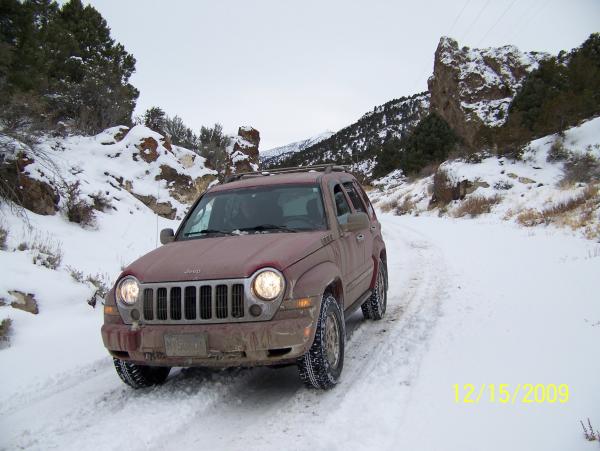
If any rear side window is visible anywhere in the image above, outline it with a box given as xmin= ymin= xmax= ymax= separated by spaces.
xmin=355 ymin=182 xmax=376 ymax=219
xmin=333 ymin=184 xmax=351 ymax=224
xmin=342 ymin=182 xmax=366 ymax=213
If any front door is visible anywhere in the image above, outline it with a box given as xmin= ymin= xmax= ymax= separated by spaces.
xmin=342 ymin=181 xmax=374 ymax=295
xmin=331 ymin=183 xmax=365 ymax=305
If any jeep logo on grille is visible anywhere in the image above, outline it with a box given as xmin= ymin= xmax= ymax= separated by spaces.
xmin=184 ymin=268 xmax=202 ymax=274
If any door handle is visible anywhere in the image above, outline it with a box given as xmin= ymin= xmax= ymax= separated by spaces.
xmin=356 ymin=233 xmax=365 ymax=242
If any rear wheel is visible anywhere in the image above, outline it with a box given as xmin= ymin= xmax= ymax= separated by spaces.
xmin=361 ymin=261 xmax=387 ymax=320
xmin=298 ymin=293 xmax=344 ymax=389
xmin=113 ymin=358 xmax=171 ymax=389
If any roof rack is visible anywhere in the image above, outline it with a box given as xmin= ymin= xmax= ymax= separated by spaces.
xmin=223 ymin=164 xmax=349 ymax=183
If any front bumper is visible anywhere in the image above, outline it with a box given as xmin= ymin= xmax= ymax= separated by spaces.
xmin=101 ymin=311 xmax=316 ymax=367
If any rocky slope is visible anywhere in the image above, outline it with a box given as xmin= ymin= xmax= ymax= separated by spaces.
xmin=267 ymin=92 xmax=429 ymax=177
xmin=428 ymin=37 xmax=550 ymax=148
xmin=260 ymin=131 xmax=334 ymax=167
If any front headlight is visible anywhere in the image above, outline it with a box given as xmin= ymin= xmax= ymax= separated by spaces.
xmin=252 ymin=269 xmax=284 ymax=301
xmin=116 ymin=276 xmax=140 ymax=306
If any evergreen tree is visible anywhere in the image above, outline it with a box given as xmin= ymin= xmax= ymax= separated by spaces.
xmin=199 ymin=123 xmax=230 ymax=178
xmin=0 ymin=0 xmax=138 ymax=133
xmin=143 ymin=106 xmax=166 ymax=134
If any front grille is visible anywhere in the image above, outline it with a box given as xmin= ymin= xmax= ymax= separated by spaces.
xmin=141 ymin=282 xmax=246 ymax=324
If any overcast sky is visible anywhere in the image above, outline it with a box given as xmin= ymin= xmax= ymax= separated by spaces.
xmin=86 ymin=0 xmax=599 ymax=151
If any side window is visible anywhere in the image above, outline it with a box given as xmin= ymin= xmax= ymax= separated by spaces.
xmin=355 ymin=182 xmax=376 ymax=219
xmin=333 ymin=184 xmax=351 ymax=224
xmin=342 ymin=181 xmax=366 ymax=213
xmin=187 ymin=197 xmax=215 ymax=233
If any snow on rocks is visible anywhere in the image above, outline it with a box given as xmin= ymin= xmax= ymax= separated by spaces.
xmin=371 ymin=117 xmax=600 ymax=240
xmin=429 ymin=36 xmax=550 ymax=147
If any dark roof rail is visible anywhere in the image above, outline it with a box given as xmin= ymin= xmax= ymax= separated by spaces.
xmin=223 ymin=164 xmax=349 ymax=183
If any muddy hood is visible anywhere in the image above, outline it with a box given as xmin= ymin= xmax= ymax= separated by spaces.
xmin=125 ymin=232 xmax=326 ymax=283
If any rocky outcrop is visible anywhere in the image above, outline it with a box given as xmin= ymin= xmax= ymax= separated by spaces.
xmin=130 ymin=192 xmax=176 ymax=219
xmin=9 ymin=290 xmax=39 ymax=314
xmin=428 ymin=37 xmax=549 ymax=148
xmin=0 ymin=153 xmax=59 ymax=215
xmin=134 ymin=135 xmax=172 ymax=163
xmin=227 ymin=126 xmax=260 ymax=174
xmin=155 ymin=165 xmax=216 ymax=204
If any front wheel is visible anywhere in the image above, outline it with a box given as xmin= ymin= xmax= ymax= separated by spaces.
xmin=113 ymin=358 xmax=171 ymax=389
xmin=298 ymin=293 xmax=344 ymax=389
xmin=361 ymin=261 xmax=387 ymax=320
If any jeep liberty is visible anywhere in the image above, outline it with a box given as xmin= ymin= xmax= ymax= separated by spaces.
xmin=101 ymin=164 xmax=388 ymax=390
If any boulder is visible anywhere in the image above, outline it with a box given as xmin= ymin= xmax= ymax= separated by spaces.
xmin=9 ymin=290 xmax=39 ymax=314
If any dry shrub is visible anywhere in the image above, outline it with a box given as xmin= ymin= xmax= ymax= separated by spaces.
xmin=395 ymin=197 xmax=416 ymax=216
xmin=30 ymin=233 xmax=63 ymax=270
xmin=516 ymin=209 xmax=545 ymax=227
xmin=431 ymin=168 xmax=454 ymax=206
xmin=0 ymin=223 xmax=7 ymax=250
xmin=543 ymin=185 xmax=597 ymax=217
xmin=0 ymin=318 xmax=12 ymax=348
xmin=546 ymin=138 xmax=571 ymax=162
xmin=89 ymin=191 xmax=113 ymax=212
xmin=517 ymin=185 xmax=599 ymax=233
xmin=377 ymin=199 xmax=397 ymax=213
xmin=63 ymin=181 xmax=96 ymax=226
xmin=562 ymin=154 xmax=600 ymax=185
xmin=67 ymin=266 xmax=111 ymax=307
xmin=454 ymin=195 xmax=502 ymax=217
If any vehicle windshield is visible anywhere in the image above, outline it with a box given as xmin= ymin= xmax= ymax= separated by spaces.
xmin=178 ymin=184 xmax=327 ymax=239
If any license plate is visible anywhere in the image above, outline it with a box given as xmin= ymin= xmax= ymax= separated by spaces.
xmin=164 ymin=333 xmax=208 ymax=357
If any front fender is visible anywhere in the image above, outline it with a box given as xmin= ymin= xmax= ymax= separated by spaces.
xmin=287 ymin=260 xmax=341 ymax=300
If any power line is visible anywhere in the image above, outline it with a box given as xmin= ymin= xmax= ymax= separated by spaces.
xmin=409 ymin=0 xmax=473 ymax=93
xmin=460 ymin=0 xmax=493 ymax=44
xmin=447 ymin=0 xmax=472 ymax=39
xmin=502 ymin=0 xmax=545 ymax=45
xmin=477 ymin=0 xmax=518 ymax=46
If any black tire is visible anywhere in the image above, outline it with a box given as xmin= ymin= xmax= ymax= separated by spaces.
xmin=298 ymin=293 xmax=345 ymax=390
xmin=113 ymin=358 xmax=171 ymax=389
xmin=361 ymin=261 xmax=387 ymax=320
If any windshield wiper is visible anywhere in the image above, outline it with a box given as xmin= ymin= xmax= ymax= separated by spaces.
xmin=238 ymin=224 xmax=298 ymax=233
xmin=184 ymin=229 xmax=232 ymax=237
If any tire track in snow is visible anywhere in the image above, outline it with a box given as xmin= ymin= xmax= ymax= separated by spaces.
xmin=0 ymin=216 xmax=450 ymax=451
xmin=150 ymin=216 xmax=450 ymax=451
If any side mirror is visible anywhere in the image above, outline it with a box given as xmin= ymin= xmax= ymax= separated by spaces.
xmin=341 ymin=212 xmax=369 ymax=232
xmin=160 ymin=228 xmax=175 ymax=244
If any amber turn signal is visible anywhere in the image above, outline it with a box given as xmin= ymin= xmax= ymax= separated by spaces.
xmin=295 ymin=297 xmax=313 ymax=309
xmin=104 ymin=305 xmax=118 ymax=315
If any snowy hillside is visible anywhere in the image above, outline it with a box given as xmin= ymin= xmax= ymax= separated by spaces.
xmin=260 ymin=131 xmax=334 ymax=166
xmin=370 ymin=117 xmax=600 ymax=240
xmin=0 ymin=125 xmax=216 ymax=367
xmin=264 ymin=93 xmax=430 ymax=177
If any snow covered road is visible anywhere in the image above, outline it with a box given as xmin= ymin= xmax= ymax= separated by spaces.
xmin=1 ymin=214 xmax=599 ymax=451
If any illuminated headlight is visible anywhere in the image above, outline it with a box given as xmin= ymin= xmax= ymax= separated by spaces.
xmin=252 ymin=269 xmax=284 ymax=301
xmin=116 ymin=276 xmax=140 ymax=306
